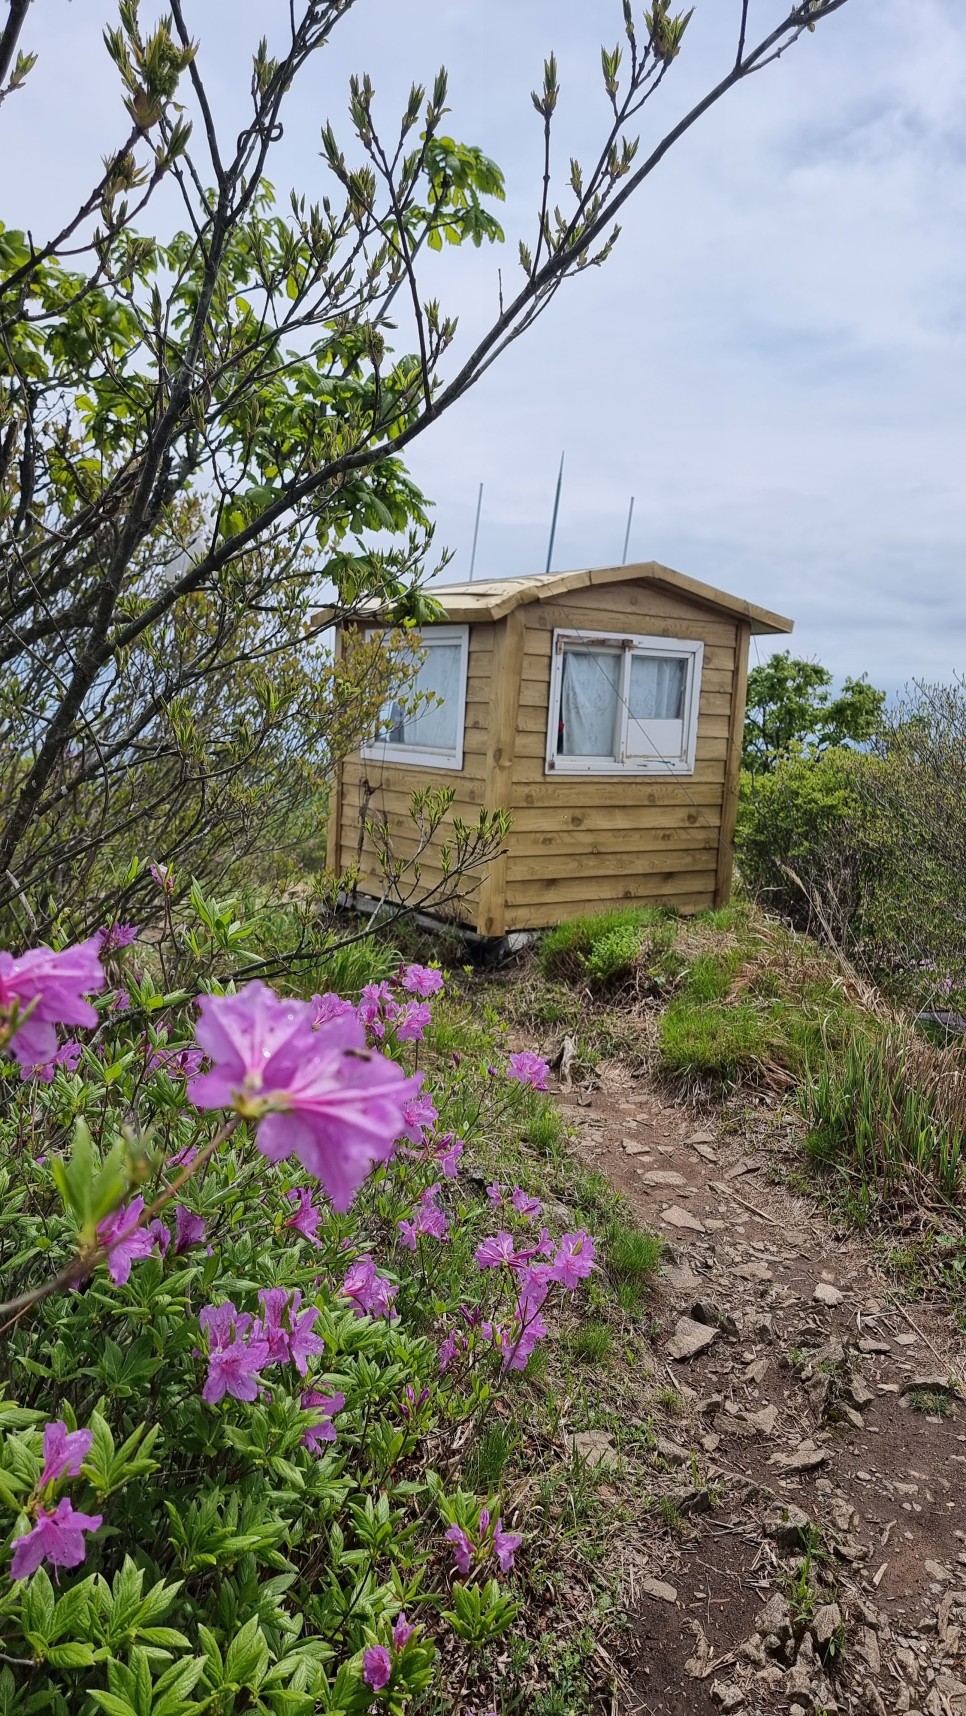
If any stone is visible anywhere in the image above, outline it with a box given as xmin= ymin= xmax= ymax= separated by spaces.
xmin=771 ymin=1439 xmax=828 ymax=1473
xmin=813 ymin=1282 xmax=844 ymax=1306
xmin=654 ymin=1435 xmax=690 ymax=1466
xmin=924 ymin=1559 xmax=953 ymax=1582
xmin=711 ymin=1682 xmax=745 ymax=1712
xmin=757 ymin=1592 xmax=794 ymax=1641
xmin=667 ymin=1316 xmax=719 ymax=1361
xmin=662 ymin=1205 xmax=707 ymax=1234
xmin=640 ymin=1576 xmax=678 ymax=1603
xmin=744 ymin=1356 xmax=770 ymax=1384
xmin=848 ymin=1376 xmax=875 ymax=1409
xmin=735 ymin=1260 xmax=773 ymax=1282
xmin=857 ymin=1627 xmax=881 ymax=1674
xmin=563 ymin=1430 xmax=617 ymax=1470
xmin=687 ymin=1128 xmax=716 ymax=1145
xmin=691 ymin=1299 xmax=739 ymax=1337
xmin=621 ymin=1138 xmax=650 ymax=1155
xmin=763 ymin=1501 xmax=812 ymax=1549
xmin=900 ymin=1374 xmax=961 ymax=1397
xmin=642 ymin=1169 xmax=686 ymax=1186
xmin=739 ymin=1403 xmax=778 ymax=1436
xmin=812 ymin=1602 xmax=842 ymax=1648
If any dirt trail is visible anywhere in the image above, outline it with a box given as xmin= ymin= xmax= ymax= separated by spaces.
xmin=558 ymin=1064 xmax=966 ymax=1716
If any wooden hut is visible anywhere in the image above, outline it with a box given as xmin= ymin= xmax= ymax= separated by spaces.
xmin=326 ymin=562 xmax=792 ymax=939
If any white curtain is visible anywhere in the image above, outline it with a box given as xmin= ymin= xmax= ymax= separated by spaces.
xmin=390 ymin=641 xmax=462 ymax=750
xmin=559 ymin=649 xmax=621 ymax=756
xmin=629 ymin=654 xmax=686 ymax=721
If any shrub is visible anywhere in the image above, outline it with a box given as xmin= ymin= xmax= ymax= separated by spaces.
xmin=803 ymin=1030 xmax=966 ymax=1203
xmin=0 ymin=904 xmax=598 ymax=1711
xmin=539 ymin=908 xmax=678 ymax=991
xmin=735 ymin=748 xmax=865 ymax=935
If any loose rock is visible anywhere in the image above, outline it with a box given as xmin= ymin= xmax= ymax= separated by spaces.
xmin=667 ymin=1316 xmax=719 ymax=1361
xmin=640 ymin=1576 xmax=678 ymax=1603
xmin=813 ymin=1282 xmax=844 ymax=1307
xmin=661 ymin=1205 xmax=707 ymax=1234
xmin=772 ymin=1438 xmax=829 ymax=1473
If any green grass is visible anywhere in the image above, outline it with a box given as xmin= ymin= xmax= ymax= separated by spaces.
xmin=907 ymin=1387 xmax=955 ymax=1417
xmin=539 ymin=905 xmax=678 ymax=987
xmin=567 ymin=1321 xmax=614 ymax=1364
xmin=603 ymin=1220 xmax=664 ymax=1308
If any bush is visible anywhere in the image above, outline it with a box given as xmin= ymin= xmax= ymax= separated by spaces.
xmin=0 ymin=902 xmax=599 ymax=1712
xmin=803 ymin=1030 xmax=966 ymax=1203
xmin=734 ymin=748 xmax=865 ymax=935
xmin=539 ymin=908 xmax=678 ymax=991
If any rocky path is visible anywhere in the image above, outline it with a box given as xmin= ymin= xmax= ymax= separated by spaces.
xmin=557 ymin=1064 xmax=966 ymax=1716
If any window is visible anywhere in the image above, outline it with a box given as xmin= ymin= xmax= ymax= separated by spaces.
xmin=362 ymin=625 xmax=469 ymax=770
xmin=546 ymin=629 xmax=703 ymax=774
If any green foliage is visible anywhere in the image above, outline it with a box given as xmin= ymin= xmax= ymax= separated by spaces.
xmin=735 ymin=748 xmax=864 ymax=928
xmin=743 ymin=652 xmax=885 ymax=775
xmin=539 ymin=908 xmax=678 ymax=991
xmin=603 ymin=1222 xmax=663 ymax=1307
xmin=803 ymin=1031 xmax=966 ymax=1203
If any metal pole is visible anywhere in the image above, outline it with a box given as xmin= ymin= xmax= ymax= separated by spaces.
xmin=621 ymin=494 xmax=635 ymax=565
xmin=545 ymin=451 xmax=564 ymax=574
xmin=469 ymin=482 xmax=483 ymax=580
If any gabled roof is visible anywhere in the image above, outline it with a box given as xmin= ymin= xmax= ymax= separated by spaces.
xmin=421 ymin=562 xmax=792 ymax=634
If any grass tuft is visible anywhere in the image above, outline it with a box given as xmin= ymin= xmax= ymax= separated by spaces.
xmin=604 ymin=1221 xmax=663 ymax=1307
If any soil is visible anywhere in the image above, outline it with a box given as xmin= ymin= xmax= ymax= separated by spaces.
xmin=555 ymin=1061 xmax=966 ymax=1716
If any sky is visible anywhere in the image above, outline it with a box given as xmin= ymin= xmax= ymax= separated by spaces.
xmin=4 ymin=0 xmax=966 ymax=690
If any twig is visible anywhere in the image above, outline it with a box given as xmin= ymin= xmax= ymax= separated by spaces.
xmin=890 ymin=1299 xmax=966 ymax=1398
xmin=707 ymin=1179 xmax=778 ymax=1225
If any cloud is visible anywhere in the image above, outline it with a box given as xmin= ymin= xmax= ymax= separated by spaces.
xmin=5 ymin=0 xmax=965 ymax=689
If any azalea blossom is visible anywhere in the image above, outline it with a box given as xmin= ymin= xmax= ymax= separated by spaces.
xmin=506 ymin=1050 xmax=549 ymax=1091
xmin=342 ymin=1254 xmax=398 ymax=1320
xmin=444 ymin=1523 xmax=473 ymax=1576
xmin=511 ymin=1185 xmax=542 ymax=1221
xmin=174 ymin=1204 xmax=206 ymax=1252
xmin=493 ymin=1519 xmax=522 ymax=1573
xmin=310 ymin=991 xmax=357 ymax=1027
xmin=0 ymin=936 xmax=104 ymax=1067
xmin=300 ymin=1388 xmax=345 ymax=1453
xmin=395 ymin=1000 xmax=432 ymax=1042
xmin=38 ymin=1422 xmax=92 ymax=1490
xmin=485 ymin=1182 xmax=503 ymax=1205
xmin=189 ymin=982 xmax=420 ymax=1211
xmin=99 ymin=922 xmax=139 ymax=954
xmin=435 ymin=1135 xmax=463 ymax=1179
xmin=10 ymin=1497 xmax=103 ymax=1582
xmin=149 ymin=862 xmax=174 ymax=893
xmin=392 ymin=1612 xmax=415 ymax=1651
xmin=284 ymin=1185 xmax=322 ymax=1245
xmin=400 ymin=963 xmax=444 ymax=998
xmin=97 ymin=1197 xmax=156 ymax=1286
xmin=19 ymin=1038 xmax=83 ymax=1083
xmin=397 ymin=1183 xmax=449 ymax=1250
xmin=398 ymin=1090 xmax=438 ymax=1145
xmin=357 ymin=981 xmax=398 ymax=1039
xmin=362 ymin=1644 xmax=392 ymax=1690
xmin=148 ymin=1219 xmax=171 ymax=1258
xmin=474 ymin=1231 xmax=517 ymax=1270
xmin=199 ymin=1301 xmax=271 ymax=1405
xmin=549 ymin=1230 xmax=597 ymax=1289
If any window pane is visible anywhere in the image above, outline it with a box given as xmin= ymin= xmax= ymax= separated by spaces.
xmin=559 ymin=649 xmax=621 ymax=757
xmin=629 ymin=654 xmax=686 ymax=721
xmin=386 ymin=641 xmax=462 ymax=751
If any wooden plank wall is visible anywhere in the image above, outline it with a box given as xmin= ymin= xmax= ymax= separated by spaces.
xmin=335 ymin=623 xmax=497 ymax=926
xmin=503 ymin=581 xmax=738 ymax=928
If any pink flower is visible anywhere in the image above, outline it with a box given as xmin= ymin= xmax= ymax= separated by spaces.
xmin=493 ymin=1519 xmax=522 ymax=1573
xmin=342 ymin=1254 xmax=398 ymax=1320
xmin=0 ymin=936 xmax=104 ymax=1066
xmin=200 ymin=1301 xmax=271 ymax=1404
xmin=396 ymin=1000 xmax=432 ymax=1042
xmin=438 ymin=1329 xmax=464 ymax=1373
xmin=486 ymin=1183 xmax=503 ymax=1205
xmin=363 ymin=1645 xmax=392 ymax=1690
xmin=189 ymin=983 xmax=420 ymax=1212
xmin=504 ymin=1311 xmax=548 ymax=1371
xmin=474 ymin=1231 xmax=516 ymax=1270
xmin=97 ymin=1197 xmax=155 ymax=1285
xmin=174 ymin=1204 xmax=206 ymax=1252
xmin=399 ymin=1090 xmax=438 ymax=1145
xmin=401 ymin=964 xmax=444 ymax=998
xmin=445 ymin=1523 xmax=473 ymax=1576
xmin=10 ymin=1497 xmax=103 ymax=1581
xmin=149 ymin=863 xmax=174 ymax=893
xmin=310 ymin=992 xmax=357 ymax=1027
xmin=284 ymin=1186 xmax=322 ymax=1245
xmin=550 ymin=1230 xmax=596 ymax=1289
xmin=398 ymin=1183 xmax=449 ymax=1249
xmin=357 ymin=981 xmax=398 ymax=1039
xmin=38 ymin=1422 xmax=92 ymax=1490
xmin=511 ymin=1185 xmax=542 ymax=1222
xmin=99 ymin=923 xmax=139 ymax=953
xmin=392 ymin=1612 xmax=415 ymax=1650
xmin=300 ymin=1388 xmax=344 ymax=1453
xmin=110 ymin=990 xmax=131 ymax=1012
xmin=257 ymin=1287 xmax=293 ymax=1363
xmin=435 ymin=1136 xmax=463 ymax=1179
xmin=150 ymin=1044 xmax=204 ymax=1078
xmin=288 ymin=1300 xmax=325 ymax=1375
xmin=148 ymin=1219 xmax=171 ymax=1257
xmin=507 ymin=1051 xmax=549 ymax=1091
xmin=19 ymin=1038 xmax=84 ymax=1083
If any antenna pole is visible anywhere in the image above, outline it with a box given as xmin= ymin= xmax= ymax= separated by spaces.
xmin=469 ymin=482 xmax=484 ymax=580
xmin=545 ymin=451 xmax=565 ymax=574
xmin=621 ymin=494 xmax=635 ymax=565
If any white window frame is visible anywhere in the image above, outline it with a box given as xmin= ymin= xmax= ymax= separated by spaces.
xmin=361 ymin=624 xmax=469 ymax=771
xmin=545 ymin=628 xmax=704 ymax=775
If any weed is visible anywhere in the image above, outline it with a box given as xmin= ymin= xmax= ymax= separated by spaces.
xmin=656 ymin=1385 xmax=684 ymax=1415
xmin=568 ymin=1321 xmax=613 ymax=1364
xmin=466 ymin=1422 xmax=520 ymax=1487
xmin=907 ymin=1388 xmax=954 ymax=1417
xmin=658 ymin=1496 xmax=687 ymax=1534
xmin=528 ymin=1099 xmax=567 ymax=1155
xmin=604 ymin=1221 xmax=663 ymax=1306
